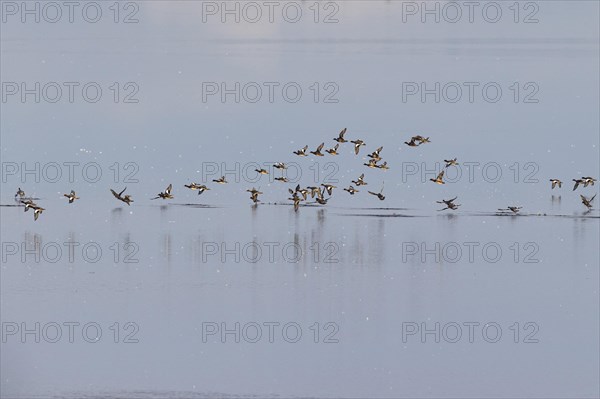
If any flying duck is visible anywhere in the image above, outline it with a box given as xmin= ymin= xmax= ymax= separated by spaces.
xmin=581 ymin=194 xmax=596 ymax=209
xmin=352 ymin=173 xmax=367 ymax=186
xmin=63 ymin=190 xmax=80 ymax=203
xmin=310 ymin=143 xmax=325 ymax=156
xmin=549 ymin=179 xmax=562 ymax=189
xmin=110 ymin=187 xmax=134 ymax=206
xmin=344 ymin=185 xmax=359 ymax=195
xmin=151 ymin=184 xmax=173 ymax=200
xmin=368 ymin=184 xmax=385 ymax=201
xmin=293 ymin=145 xmax=308 ymax=156
xmin=334 ymin=128 xmax=348 ymax=143
xmin=350 ymin=139 xmax=366 ymax=155
xmin=326 ymin=144 xmax=339 ymax=155
xmin=430 ymin=171 xmax=445 ymax=184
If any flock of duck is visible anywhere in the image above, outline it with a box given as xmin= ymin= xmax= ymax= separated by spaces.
xmin=12 ymin=128 xmax=598 ymax=221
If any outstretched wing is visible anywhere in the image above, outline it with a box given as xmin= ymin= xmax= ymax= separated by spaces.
xmin=317 ymin=143 xmax=324 ymax=152
xmin=110 ymin=189 xmax=120 ymax=199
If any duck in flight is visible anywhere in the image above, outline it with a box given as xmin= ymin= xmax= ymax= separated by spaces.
xmin=213 ymin=176 xmax=228 ymax=184
xmin=184 ymin=183 xmax=210 ymax=195
xmin=334 ymin=128 xmax=348 ymax=143
xmin=315 ymin=188 xmax=329 ymax=205
xmin=404 ymin=138 xmax=419 ymax=147
xmin=247 ymin=188 xmax=263 ymax=204
xmin=32 ymin=206 xmax=45 ymax=221
xmin=437 ymin=197 xmax=460 ymax=211
xmin=326 ymin=144 xmax=339 ymax=155
xmin=549 ymin=179 xmax=562 ymax=189
xmin=582 ymin=176 xmax=597 ymax=187
xmin=255 ymin=168 xmax=269 ymax=175
xmin=310 ymin=143 xmax=325 ymax=157
xmin=368 ymin=184 xmax=385 ymax=201
xmin=15 ymin=187 xmax=25 ymax=199
xmin=344 ymin=185 xmax=359 ymax=195
xmin=580 ymin=194 xmax=596 ymax=209
xmin=274 ymin=177 xmax=289 ymax=183
xmin=376 ymin=161 xmax=389 ymax=170
xmin=572 ymin=179 xmax=585 ymax=191
xmin=352 ymin=173 xmax=367 ymax=186
xmin=294 ymin=145 xmax=308 ymax=156
xmin=368 ymin=146 xmax=383 ymax=162
xmin=110 ymin=187 xmax=134 ymax=206
xmin=294 ymin=185 xmax=310 ymax=200
xmin=430 ymin=171 xmax=445 ymax=184
xmin=350 ymin=139 xmax=366 ymax=155
xmin=288 ymin=189 xmax=303 ymax=212
xmin=306 ymin=186 xmax=321 ymax=199
xmin=63 ymin=190 xmax=80 ymax=203
xmin=444 ymin=158 xmax=458 ymax=168
xmin=364 ymin=159 xmax=378 ymax=168
xmin=273 ymin=162 xmax=287 ymax=170
xmin=321 ymin=183 xmax=336 ymax=196
xmin=413 ymin=135 xmax=431 ymax=144
xmin=151 ymin=184 xmax=173 ymax=200
xmin=21 ymin=199 xmax=37 ymax=212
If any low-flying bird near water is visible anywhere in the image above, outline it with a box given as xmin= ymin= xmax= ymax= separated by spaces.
xmin=582 ymin=176 xmax=597 ymax=186
xmin=294 ymin=185 xmax=309 ymax=200
xmin=572 ymin=179 xmax=585 ymax=191
xmin=63 ymin=190 xmax=80 ymax=203
xmin=350 ymin=139 xmax=366 ymax=155
xmin=352 ymin=173 xmax=367 ymax=186
xmin=315 ymin=188 xmax=329 ymax=205
xmin=306 ymin=186 xmax=321 ymax=199
xmin=368 ymin=184 xmax=385 ymax=201
xmin=184 ymin=183 xmax=210 ymax=195
xmin=326 ymin=144 xmax=339 ymax=155
xmin=413 ymin=135 xmax=431 ymax=144
xmin=32 ymin=206 xmax=45 ymax=221
xmin=430 ymin=171 xmax=445 ymax=184
xmin=310 ymin=143 xmax=325 ymax=156
xmin=294 ymin=145 xmax=308 ymax=156
xmin=376 ymin=161 xmax=389 ymax=170
xmin=288 ymin=188 xmax=303 ymax=212
xmin=20 ymin=199 xmax=45 ymax=220
xmin=334 ymin=128 xmax=348 ymax=143
xmin=151 ymin=184 xmax=173 ymax=200
xmin=437 ymin=197 xmax=460 ymax=211
xmin=580 ymin=194 xmax=596 ymax=209
xmin=344 ymin=185 xmax=359 ymax=195
xmin=110 ymin=187 xmax=134 ymax=205
xmin=404 ymin=138 xmax=419 ymax=147
xmin=549 ymin=179 xmax=562 ymax=189
xmin=444 ymin=158 xmax=458 ymax=168
xmin=21 ymin=199 xmax=37 ymax=212
xmin=247 ymin=187 xmax=263 ymax=204
xmin=368 ymin=146 xmax=383 ymax=162
xmin=321 ymin=183 xmax=336 ymax=196
xmin=364 ymin=159 xmax=378 ymax=168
